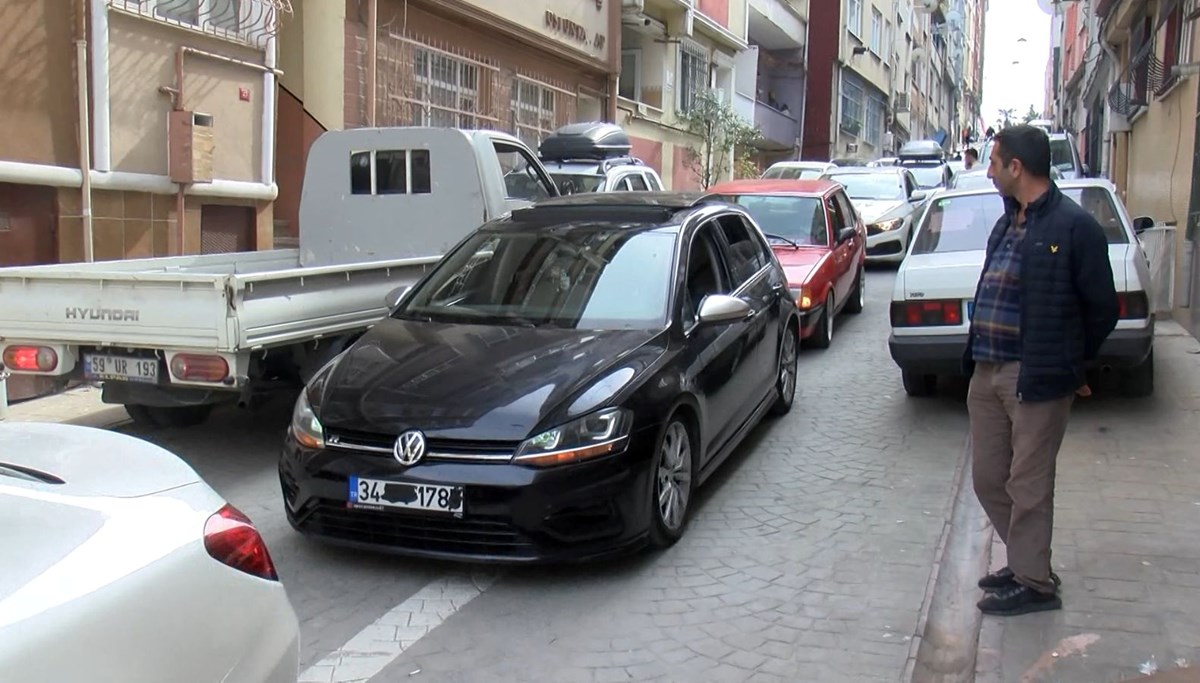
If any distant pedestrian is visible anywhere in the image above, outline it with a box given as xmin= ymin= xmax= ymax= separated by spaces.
xmin=966 ymin=124 xmax=1120 ymax=616
xmin=985 ymin=126 xmax=996 ymax=140
xmin=963 ymin=147 xmax=979 ymax=170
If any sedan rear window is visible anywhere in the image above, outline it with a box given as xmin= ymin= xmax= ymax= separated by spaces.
xmin=911 ymin=187 xmax=1130 ymax=255
xmin=396 ymin=227 xmax=677 ymax=330
xmin=763 ymin=166 xmax=825 ymax=180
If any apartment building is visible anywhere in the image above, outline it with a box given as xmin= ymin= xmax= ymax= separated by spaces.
xmin=739 ymin=0 xmax=809 ymax=167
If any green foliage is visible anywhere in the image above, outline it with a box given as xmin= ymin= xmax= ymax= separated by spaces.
xmin=677 ymin=88 xmax=761 ymax=189
xmin=1022 ymin=104 xmax=1041 ymax=123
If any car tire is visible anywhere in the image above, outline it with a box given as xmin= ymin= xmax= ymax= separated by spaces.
xmin=844 ymin=267 xmax=865 ymax=314
xmin=902 ymin=370 xmax=937 ymax=397
xmin=1120 ymin=350 xmax=1154 ymax=398
xmin=807 ymin=293 xmax=835 ymax=349
xmin=769 ymin=323 xmax=799 ymax=416
xmin=648 ymin=416 xmax=696 ymax=549
xmin=125 ymin=403 xmax=214 ymax=428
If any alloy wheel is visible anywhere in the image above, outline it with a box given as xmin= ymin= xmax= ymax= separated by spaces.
xmin=656 ymin=422 xmax=693 ymax=532
xmin=779 ymin=330 xmax=797 ymax=405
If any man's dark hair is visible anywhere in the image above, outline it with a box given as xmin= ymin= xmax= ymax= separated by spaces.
xmin=965 ymin=147 xmax=979 ymax=160
xmin=992 ymin=125 xmax=1052 ymax=178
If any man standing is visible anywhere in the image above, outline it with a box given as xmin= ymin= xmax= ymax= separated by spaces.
xmin=966 ymin=125 xmax=1120 ymax=616
xmin=963 ymin=148 xmax=980 ymax=171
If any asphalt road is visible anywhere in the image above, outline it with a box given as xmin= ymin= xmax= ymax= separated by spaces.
xmin=117 ymin=268 xmax=973 ymax=682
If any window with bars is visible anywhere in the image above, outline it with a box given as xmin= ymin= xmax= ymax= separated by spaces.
xmin=511 ymin=79 xmax=558 ymax=147
xmin=412 ymin=48 xmax=480 ymax=128
xmin=841 ymin=74 xmax=864 ymax=136
xmin=124 ymin=0 xmax=247 ymax=37
xmin=678 ymin=41 xmax=710 ymax=114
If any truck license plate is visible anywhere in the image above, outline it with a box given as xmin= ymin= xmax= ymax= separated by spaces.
xmin=84 ymin=354 xmax=159 ymax=383
xmin=348 ymin=476 xmax=464 ymax=516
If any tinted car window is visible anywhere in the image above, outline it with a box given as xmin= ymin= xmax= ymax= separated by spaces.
xmin=712 ymin=194 xmax=828 ymax=247
xmin=1050 ymin=138 xmax=1079 ymax=174
xmin=716 ymin=215 xmax=767 ymax=283
xmin=834 ymin=191 xmax=858 ymax=228
xmin=398 ymin=226 xmax=677 ymax=329
xmin=911 ymin=187 xmax=1130 ymax=255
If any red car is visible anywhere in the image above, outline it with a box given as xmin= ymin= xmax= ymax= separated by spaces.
xmin=705 ymin=179 xmax=867 ymax=348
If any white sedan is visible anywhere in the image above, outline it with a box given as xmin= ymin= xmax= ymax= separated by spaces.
xmin=0 ymin=422 xmax=300 ymax=683
xmin=887 ymin=178 xmax=1155 ymax=397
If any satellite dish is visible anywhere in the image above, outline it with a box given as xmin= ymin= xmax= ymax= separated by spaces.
xmin=1036 ymin=0 xmax=1054 ymax=14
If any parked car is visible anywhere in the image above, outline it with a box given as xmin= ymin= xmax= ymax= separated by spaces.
xmin=897 ymin=139 xmax=954 ymax=190
xmin=280 ymin=192 xmax=801 ymax=562
xmin=761 ymin=160 xmax=838 ymax=180
xmin=820 ymin=166 xmax=928 ymax=264
xmin=887 ymin=178 xmax=1155 ymax=397
xmin=867 ymin=157 xmax=898 ymax=167
xmin=949 ymin=165 xmax=1063 ymax=191
xmin=705 ymin=179 xmax=866 ymax=348
xmin=0 ymin=127 xmax=561 ymax=429
xmin=979 ymin=132 xmax=1087 ymax=179
xmin=539 ymin=122 xmax=665 ymax=194
xmin=0 ymin=422 xmax=300 ymax=682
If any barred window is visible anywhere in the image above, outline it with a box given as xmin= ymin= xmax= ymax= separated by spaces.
xmin=412 ymin=49 xmax=479 ymax=128
xmin=511 ymin=78 xmax=557 ymax=147
xmin=678 ymin=42 xmax=710 ymax=114
xmin=841 ymin=75 xmax=864 ymax=135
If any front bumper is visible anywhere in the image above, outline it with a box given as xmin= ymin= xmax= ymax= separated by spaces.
xmin=797 ymin=304 xmax=826 ymax=338
xmin=279 ymin=428 xmax=658 ymax=563
xmin=888 ymin=327 xmax=1156 ymax=376
xmin=865 ymin=222 xmax=910 ymax=262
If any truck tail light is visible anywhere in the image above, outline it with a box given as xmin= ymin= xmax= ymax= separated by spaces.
xmin=170 ymin=354 xmax=229 ymax=382
xmin=203 ymin=504 xmax=279 ymax=581
xmin=2 ymin=346 xmax=59 ymax=372
xmin=891 ymin=300 xmax=964 ymax=327
xmin=1118 ymin=292 xmax=1149 ymax=320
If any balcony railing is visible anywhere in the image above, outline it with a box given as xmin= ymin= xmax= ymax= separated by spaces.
xmin=754 ymin=101 xmax=799 ymax=149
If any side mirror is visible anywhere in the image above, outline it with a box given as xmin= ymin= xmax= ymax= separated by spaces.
xmin=1132 ymin=216 xmax=1155 ymax=234
xmin=910 ymin=190 xmax=928 ymax=203
xmin=837 ymin=226 xmax=857 ymax=243
xmin=697 ymin=294 xmax=754 ymax=324
xmin=385 ymin=285 xmax=412 ymax=310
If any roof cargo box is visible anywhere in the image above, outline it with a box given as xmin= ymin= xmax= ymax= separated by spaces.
xmin=539 ymin=122 xmax=633 ymax=161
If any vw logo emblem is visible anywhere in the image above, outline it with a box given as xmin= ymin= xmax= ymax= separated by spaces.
xmin=393 ymin=430 xmax=427 ymax=466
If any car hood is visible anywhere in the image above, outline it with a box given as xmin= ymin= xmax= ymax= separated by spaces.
xmin=852 ymin=199 xmax=908 ymax=224
xmin=772 ymin=247 xmax=828 ymax=285
xmin=315 ymin=319 xmax=667 ymax=441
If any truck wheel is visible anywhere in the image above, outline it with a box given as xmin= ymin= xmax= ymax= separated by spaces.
xmin=1120 ymin=351 xmax=1154 ymax=398
xmin=124 ymin=404 xmax=213 ymax=428
xmin=902 ymin=370 xmax=937 ymax=397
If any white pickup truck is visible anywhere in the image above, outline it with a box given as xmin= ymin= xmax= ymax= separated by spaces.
xmin=0 ymin=127 xmax=559 ymax=426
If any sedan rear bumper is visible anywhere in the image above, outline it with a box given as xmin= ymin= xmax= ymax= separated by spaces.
xmin=888 ymin=327 xmax=1155 ymax=376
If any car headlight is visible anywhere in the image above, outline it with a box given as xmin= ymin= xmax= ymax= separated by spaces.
xmin=872 ymin=218 xmax=904 ymax=232
xmin=513 ymin=407 xmax=633 ymax=467
xmin=290 ymin=390 xmax=325 ymax=449
xmin=789 ymin=287 xmax=814 ymax=309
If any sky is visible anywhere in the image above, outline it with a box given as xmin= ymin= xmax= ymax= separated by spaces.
xmin=979 ymin=0 xmax=1054 ymax=130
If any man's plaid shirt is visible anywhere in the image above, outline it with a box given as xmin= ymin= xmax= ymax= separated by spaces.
xmin=970 ymin=220 xmax=1025 ymax=363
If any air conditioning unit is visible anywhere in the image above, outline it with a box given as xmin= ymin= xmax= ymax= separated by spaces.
xmin=168 ymin=111 xmax=215 ymax=184
xmin=894 ymin=93 xmax=910 ymax=110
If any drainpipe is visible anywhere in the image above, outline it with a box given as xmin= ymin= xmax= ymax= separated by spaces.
xmin=90 ymin=0 xmax=110 ymax=172
xmin=367 ymin=0 xmax=377 ymax=126
xmin=606 ymin=0 xmax=620 ymax=122
xmin=263 ymin=25 xmax=277 ymax=186
xmin=796 ymin=18 xmax=810 ymax=160
xmin=76 ymin=0 xmax=95 ymax=262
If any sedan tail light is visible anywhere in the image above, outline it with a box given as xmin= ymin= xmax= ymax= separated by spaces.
xmin=203 ymin=504 xmax=279 ymax=581
xmin=2 ymin=345 xmax=59 ymax=372
xmin=1118 ymin=292 xmax=1150 ymax=320
xmin=891 ymin=300 xmax=965 ymax=327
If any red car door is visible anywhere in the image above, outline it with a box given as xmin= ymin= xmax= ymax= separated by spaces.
xmin=824 ymin=194 xmax=854 ymax=305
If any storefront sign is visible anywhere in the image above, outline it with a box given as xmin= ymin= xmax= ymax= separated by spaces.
xmin=545 ymin=10 xmax=606 ymax=50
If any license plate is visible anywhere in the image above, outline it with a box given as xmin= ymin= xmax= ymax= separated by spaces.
xmin=84 ymin=354 xmax=159 ymax=383
xmin=348 ymin=476 xmax=464 ymax=516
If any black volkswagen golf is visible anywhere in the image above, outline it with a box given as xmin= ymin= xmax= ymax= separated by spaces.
xmin=280 ymin=192 xmax=800 ymax=562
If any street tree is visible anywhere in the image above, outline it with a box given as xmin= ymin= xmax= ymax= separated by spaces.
xmin=678 ymin=88 xmax=761 ymax=190
xmin=1022 ymin=104 xmax=1041 ymax=123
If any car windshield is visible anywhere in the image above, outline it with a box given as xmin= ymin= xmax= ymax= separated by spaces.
xmin=910 ymin=187 xmax=1131 ymax=255
xmin=713 ymin=194 xmax=828 ymax=247
xmin=825 ymin=173 xmax=905 ymax=200
xmin=1050 ymin=138 xmax=1077 ymax=173
xmin=906 ymin=164 xmax=946 ymax=188
xmin=548 ymin=172 xmax=605 ymax=195
xmin=395 ymin=226 xmax=677 ymax=330
xmin=763 ymin=165 xmax=825 ymax=180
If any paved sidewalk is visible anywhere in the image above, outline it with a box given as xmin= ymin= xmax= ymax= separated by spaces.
xmin=975 ymin=320 xmax=1200 ymax=682
xmin=0 ymin=383 xmax=129 ymax=427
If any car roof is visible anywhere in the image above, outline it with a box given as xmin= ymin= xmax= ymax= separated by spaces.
xmin=766 ymin=160 xmax=832 ymax=168
xmin=708 ymin=179 xmax=839 ymax=195
xmin=824 ymin=166 xmax=907 ymax=176
xmin=505 ymin=191 xmax=721 ymax=228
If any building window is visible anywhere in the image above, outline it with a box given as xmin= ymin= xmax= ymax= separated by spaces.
xmin=847 ymin=0 xmax=864 ymax=37
xmin=884 ymin=20 xmax=893 ymax=64
xmin=412 ymin=48 xmax=479 ymax=128
xmin=1158 ymin=2 xmax=1192 ymax=96
xmin=512 ymin=78 xmax=558 ymax=147
xmin=116 ymin=0 xmax=266 ymax=45
xmin=841 ymin=72 xmax=864 ymax=137
xmin=866 ymin=95 xmax=885 ymax=148
xmin=871 ymin=8 xmax=883 ymax=55
xmin=679 ymin=41 xmax=710 ymax=114
xmin=620 ymin=50 xmax=642 ymax=101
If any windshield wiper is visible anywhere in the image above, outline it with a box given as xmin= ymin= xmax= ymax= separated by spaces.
xmin=764 ymin=233 xmax=800 ymax=249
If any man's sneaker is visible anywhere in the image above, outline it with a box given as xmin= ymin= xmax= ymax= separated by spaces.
xmin=978 ymin=567 xmax=1062 ymax=592
xmin=977 ymin=583 xmax=1062 ymax=616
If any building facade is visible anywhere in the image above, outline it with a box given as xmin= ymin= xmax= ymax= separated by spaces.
xmin=742 ymin=0 xmax=809 ymax=168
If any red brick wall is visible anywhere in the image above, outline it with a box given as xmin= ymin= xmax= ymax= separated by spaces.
xmin=673 ymin=146 xmax=701 ymax=191
xmin=802 ymin=2 xmax=841 ymax=160
xmin=698 ymin=0 xmax=729 ymax=28
xmin=630 ymin=135 xmax=663 ymax=176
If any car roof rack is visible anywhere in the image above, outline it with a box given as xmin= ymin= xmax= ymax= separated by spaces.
xmin=539 ymin=122 xmax=633 ymax=162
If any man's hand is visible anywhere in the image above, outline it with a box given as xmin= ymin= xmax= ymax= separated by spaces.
xmin=1076 ymin=384 xmax=1093 ymax=397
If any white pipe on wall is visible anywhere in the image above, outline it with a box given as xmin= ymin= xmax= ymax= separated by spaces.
xmin=91 ymin=0 xmax=111 ymax=172
xmin=0 ymin=160 xmax=278 ymax=200
xmin=262 ymin=28 xmax=277 ymax=186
